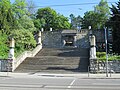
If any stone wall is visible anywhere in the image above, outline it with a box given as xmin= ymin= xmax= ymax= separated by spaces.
xmin=0 ymin=59 xmax=13 ymax=72
xmin=42 ymin=31 xmax=62 ymax=48
xmin=76 ymin=30 xmax=89 ymax=48
xmin=93 ymin=30 xmax=105 ymax=43
xmin=92 ymin=29 xmax=113 ymax=52
xmin=0 ymin=45 xmax=42 ymax=72
xmin=41 ymin=29 xmax=107 ymax=49
xmin=90 ymin=59 xmax=120 ymax=73
xmin=41 ymin=30 xmax=90 ymax=48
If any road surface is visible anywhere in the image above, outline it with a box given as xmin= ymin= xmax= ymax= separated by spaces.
xmin=0 ymin=74 xmax=120 ymax=90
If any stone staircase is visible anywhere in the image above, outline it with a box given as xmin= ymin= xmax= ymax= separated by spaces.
xmin=14 ymin=48 xmax=89 ymax=73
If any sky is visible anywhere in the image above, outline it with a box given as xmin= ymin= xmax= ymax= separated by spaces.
xmin=11 ymin=0 xmax=119 ymax=17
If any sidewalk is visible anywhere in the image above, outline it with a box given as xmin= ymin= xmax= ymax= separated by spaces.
xmin=0 ymin=72 xmax=120 ymax=79
xmin=34 ymin=73 xmax=120 ymax=79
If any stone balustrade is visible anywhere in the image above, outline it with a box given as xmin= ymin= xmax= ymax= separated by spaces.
xmin=0 ymin=45 xmax=42 ymax=72
xmin=13 ymin=45 xmax=42 ymax=71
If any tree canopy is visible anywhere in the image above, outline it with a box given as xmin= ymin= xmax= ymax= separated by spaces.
xmin=0 ymin=0 xmax=16 ymax=34
xmin=69 ymin=14 xmax=82 ymax=30
xmin=0 ymin=0 xmax=37 ymax=58
xmin=82 ymin=0 xmax=110 ymax=30
xmin=109 ymin=0 xmax=120 ymax=54
xmin=36 ymin=7 xmax=70 ymax=31
xmin=0 ymin=1 xmax=71 ymax=58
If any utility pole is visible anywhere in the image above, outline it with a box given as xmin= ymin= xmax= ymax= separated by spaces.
xmin=104 ymin=27 xmax=108 ymax=77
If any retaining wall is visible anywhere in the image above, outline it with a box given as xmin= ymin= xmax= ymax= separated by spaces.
xmin=90 ymin=59 xmax=120 ymax=73
xmin=0 ymin=59 xmax=13 ymax=72
xmin=0 ymin=45 xmax=42 ymax=72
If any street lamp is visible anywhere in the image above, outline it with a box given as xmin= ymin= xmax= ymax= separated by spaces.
xmin=104 ymin=27 xmax=108 ymax=77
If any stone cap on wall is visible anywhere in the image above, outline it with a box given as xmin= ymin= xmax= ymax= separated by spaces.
xmin=62 ymin=30 xmax=77 ymax=36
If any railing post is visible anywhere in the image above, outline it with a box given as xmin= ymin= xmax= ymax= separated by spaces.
xmin=88 ymin=66 xmax=90 ymax=77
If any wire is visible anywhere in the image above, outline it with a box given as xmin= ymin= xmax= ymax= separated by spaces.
xmin=26 ymin=2 xmax=116 ymax=8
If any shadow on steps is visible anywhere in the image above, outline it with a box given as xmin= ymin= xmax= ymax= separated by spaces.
xmin=14 ymin=47 xmax=90 ymax=73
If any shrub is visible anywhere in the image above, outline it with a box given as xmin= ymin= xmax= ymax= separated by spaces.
xmin=0 ymin=31 xmax=9 ymax=59
xmin=96 ymin=52 xmax=106 ymax=60
xmin=10 ymin=29 xmax=36 ymax=57
xmin=97 ymin=52 xmax=120 ymax=61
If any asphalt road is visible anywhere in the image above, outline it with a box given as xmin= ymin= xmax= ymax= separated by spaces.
xmin=0 ymin=75 xmax=120 ymax=90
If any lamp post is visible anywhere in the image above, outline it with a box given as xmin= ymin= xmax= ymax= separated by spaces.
xmin=104 ymin=27 xmax=108 ymax=77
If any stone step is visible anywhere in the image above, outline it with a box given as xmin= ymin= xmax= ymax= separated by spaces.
xmin=15 ymin=64 xmax=88 ymax=73
xmin=16 ymin=64 xmax=79 ymax=70
xmin=36 ymin=48 xmax=89 ymax=57
xmin=15 ymin=57 xmax=89 ymax=72
xmin=22 ymin=56 xmax=88 ymax=65
xmin=15 ymin=69 xmax=87 ymax=74
xmin=15 ymin=47 xmax=89 ymax=73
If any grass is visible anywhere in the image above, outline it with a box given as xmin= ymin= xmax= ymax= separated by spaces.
xmin=97 ymin=52 xmax=120 ymax=61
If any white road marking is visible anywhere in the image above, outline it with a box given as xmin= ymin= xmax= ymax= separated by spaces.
xmin=68 ymin=78 xmax=76 ymax=88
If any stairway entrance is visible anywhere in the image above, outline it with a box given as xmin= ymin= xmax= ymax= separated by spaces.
xmin=14 ymin=47 xmax=89 ymax=73
xmin=64 ymin=35 xmax=74 ymax=46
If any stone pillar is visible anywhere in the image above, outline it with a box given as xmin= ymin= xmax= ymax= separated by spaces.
xmin=37 ymin=31 xmax=42 ymax=45
xmin=89 ymin=35 xmax=96 ymax=59
xmin=8 ymin=38 xmax=15 ymax=59
xmin=74 ymin=36 xmax=77 ymax=47
xmin=89 ymin=26 xmax=92 ymax=35
xmin=50 ymin=28 xmax=52 ymax=32
xmin=41 ymin=28 xmax=44 ymax=32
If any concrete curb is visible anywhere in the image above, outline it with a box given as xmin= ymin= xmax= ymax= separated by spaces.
xmin=1 ymin=72 xmax=120 ymax=79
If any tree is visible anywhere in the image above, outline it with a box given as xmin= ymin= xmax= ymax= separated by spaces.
xmin=55 ymin=14 xmax=70 ymax=29
xmin=77 ymin=15 xmax=82 ymax=30
xmin=36 ymin=7 xmax=57 ymax=31
xmin=0 ymin=0 xmax=16 ymax=34
xmin=36 ymin=7 xmax=70 ymax=31
xmin=69 ymin=14 xmax=75 ymax=29
xmin=33 ymin=18 xmax=45 ymax=30
xmin=12 ymin=0 xmax=27 ymax=19
xmin=10 ymin=29 xmax=36 ymax=52
xmin=82 ymin=11 xmax=100 ymax=29
xmin=109 ymin=0 xmax=120 ymax=54
xmin=0 ymin=0 xmax=37 ymax=58
xmin=0 ymin=31 xmax=9 ymax=59
xmin=11 ymin=0 xmax=37 ymax=51
xmin=69 ymin=14 xmax=82 ymax=30
xmin=82 ymin=0 xmax=110 ymax=29
xmin=94 ymin=0 xmax=110 ymax=28
xmin=18 ymin=15 xmax=36 ymax=32
xmin=26 ymin=0 xmax=36 ymax=16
